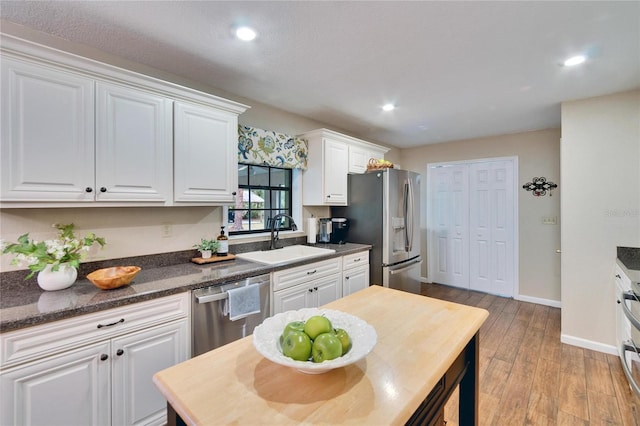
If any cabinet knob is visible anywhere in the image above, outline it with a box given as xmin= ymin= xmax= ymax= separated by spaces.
xmin=314 ymin=287 xmax=318 ymax=291
xmin=308 ymin=288 xmax=313 ymax=293
xmin=618 ymin=300 xmax=621 ymax=304
xmin=232 ymin=191 xmax=237 ymax=196
xmin=100 ymin=354 xmax=108 ymax=361
xmin=85 ymin=187 xmax=93 ymax=193
xmin=345 ymin=276 xmax=350 ymax=280
xmin=100 ymin=187 xmax=107 ymax=193
xmin=326 ymin=195 xmax=331 ymax=198
xmin=116 ymin=349 xmax=124 ymax=356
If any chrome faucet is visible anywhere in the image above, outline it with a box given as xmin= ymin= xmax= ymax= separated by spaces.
xmin=269 ymin=213 xmax=298 ymax=250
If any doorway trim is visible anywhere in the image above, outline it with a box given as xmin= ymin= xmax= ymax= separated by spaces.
xmin=425 ymin=156 xmax=519 ymax=298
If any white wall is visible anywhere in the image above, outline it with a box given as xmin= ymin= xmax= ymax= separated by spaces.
xmin=560 ymin=89 xmax=640 ymax=352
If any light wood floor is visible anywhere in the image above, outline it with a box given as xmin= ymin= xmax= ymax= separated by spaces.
xmin=420 ymin=282 xmax=640 ymax=426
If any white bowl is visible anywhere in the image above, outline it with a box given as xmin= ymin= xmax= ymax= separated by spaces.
xmin=253 ymin=308 xmax=377 ymax=374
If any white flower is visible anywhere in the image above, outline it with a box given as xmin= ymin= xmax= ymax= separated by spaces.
xmin=0 ymin=239 xmax=7 ymax=251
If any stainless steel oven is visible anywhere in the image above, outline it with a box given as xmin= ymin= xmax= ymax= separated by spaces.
xmin=191 ymin=274 xmax=271 ymax=357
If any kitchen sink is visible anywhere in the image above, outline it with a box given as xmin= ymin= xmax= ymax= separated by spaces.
xmin=235 ymin=245 xmax=336 ymax=265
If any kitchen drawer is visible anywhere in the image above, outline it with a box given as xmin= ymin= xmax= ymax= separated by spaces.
xmin=273 ymin=258 xmax=342 ymax=292
xmin=616 ymin=264 xmax=632 ymax=291
xmin=1 ymin=292 xmax=189 ymax=369
xmin=342 ymin=251 xmax=369 ymax=270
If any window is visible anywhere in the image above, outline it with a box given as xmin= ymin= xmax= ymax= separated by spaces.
xmin=228 ymin=163 xmax=294 ymax=235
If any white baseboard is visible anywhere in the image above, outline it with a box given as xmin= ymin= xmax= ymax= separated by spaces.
xmin=561 ymin=334 xmax=618 ymax=355
xmin=515 ymin=294 xmax=561 ymax=308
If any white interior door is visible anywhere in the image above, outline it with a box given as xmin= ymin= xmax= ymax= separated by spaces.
xmin=469 ymin=161 xmax=514 ymax=296
xmin=430 ymin=165 xmax=469 ymax=287
xmin=428 ymin=158 xmax=516 ymax=297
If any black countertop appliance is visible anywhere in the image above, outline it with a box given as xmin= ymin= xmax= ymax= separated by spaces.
xmin=330 ymin=218 xmax=349 ymax=244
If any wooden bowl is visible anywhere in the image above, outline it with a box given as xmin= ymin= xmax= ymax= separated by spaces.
xmin=87 ymin=266 xmax=141 ymax=290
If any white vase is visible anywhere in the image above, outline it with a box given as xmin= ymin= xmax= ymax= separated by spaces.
xmin=37 ymin=263 xmax=78 ymax=291
xmin=200 ymin=250 xmax=212 ymax=259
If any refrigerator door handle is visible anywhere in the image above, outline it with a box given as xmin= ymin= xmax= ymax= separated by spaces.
xmin=405 ymin=179 xmax=415 ymax=252
xmin=388 ymin=258 xmax=422 ymax=275
xmin=403 ymin=182 xmax=410 ymax=252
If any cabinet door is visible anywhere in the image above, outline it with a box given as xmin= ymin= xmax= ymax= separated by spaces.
xmin=313 ymin=273 xmax=343 ymax=308
xmin=322 ymin=138 xmax=348 ymax=205
xmin=343 ymin=265 xmax=370 ymax=296
xmin=273 ymin=285 xmax=310 ymax=314
xmin=111 ymin=319 xmax=189 ymax=426
xmin=1 ymin=57 xmax=95 ymax=201
xmin=0 ymin=341 xmax=111 ymax=426
xmin=174 ymin=101 xmax=238 ymax=203
xmin=348 ymin=144 xmax=369 ymax=174
xmin=95 ymin=82 xmax=173 ymax=202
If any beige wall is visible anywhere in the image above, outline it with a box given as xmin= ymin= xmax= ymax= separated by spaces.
xmin=399 ymin=128 xmax=562 ymax=303
xmin=561 ymin=89 xmax=640 ymax=351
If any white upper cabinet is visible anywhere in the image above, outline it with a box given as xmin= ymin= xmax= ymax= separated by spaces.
xmin=300 ymin=128 xmax=389 ymax=206
xmin=173 ymin=101 xmax=238 ymax=204
xmin=1 ymin=57 xmax=95 ymax=201
xmin=0 ymin=34 xmax=248 ymax=207
xmin=95 ymin=82 xmax=173 ymax=202
xmin=348 ymin=143 xmax=389 ymax=174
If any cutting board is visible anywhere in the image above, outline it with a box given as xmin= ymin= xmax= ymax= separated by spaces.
xmin=191 ymin=254 xmax=236 ymax=264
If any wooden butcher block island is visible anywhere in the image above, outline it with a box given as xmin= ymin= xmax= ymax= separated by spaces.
xmin=153 ymin=286 xmax=489 ymax=425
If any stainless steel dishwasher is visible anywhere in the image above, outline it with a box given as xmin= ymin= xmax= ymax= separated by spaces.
xmin=192 ymin=274 xmax=271 ymax=357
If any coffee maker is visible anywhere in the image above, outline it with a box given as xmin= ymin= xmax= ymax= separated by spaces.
xmin=330 ymin=218 xmax=349 ymax=244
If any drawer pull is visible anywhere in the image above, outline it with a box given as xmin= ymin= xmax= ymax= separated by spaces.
xmin=308 ymin=288 xmax=313 ymax=293
xmin=100 ymin=354 xmax=108 ymax=361
xmin=353 ymin=258 xmax=361 ymax=262
xmin=306 ymin=270 xmax=317 ymax=275
xmin=97 ymin=318 xmax=125 ymax=329
xmin=616 ymin=274 xmax=622 ymax=279
xmin=116 ymin=349 xmax=124 ymax=356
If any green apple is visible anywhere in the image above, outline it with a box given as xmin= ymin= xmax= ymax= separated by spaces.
xmin=334 ymin=328 xmax=352 ymax=355
xmin=281 ymin=330 xmax=312 ymax=361
xmin=279 ymin=320 xmax=306 ymax=346
xmin=311 ymin=332 xmax=343 ymax=363
xmin=304 ymin=315 xmax=333 ymax=340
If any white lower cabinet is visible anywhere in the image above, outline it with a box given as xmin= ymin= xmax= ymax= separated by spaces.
xmin=1 ymin=341 xmax=111 ymax=426
xmin=273 ymin=273 xmax=342 ymax=313
xmin=272 ymin=252 xmax=371 ymax=314
xmin=0 ymin=293 xmax=189 ymax=426
xmin=342 ymin=251 xmax=370 ymax=296
xmin=343 ymin=265 xmax=370 ymax=296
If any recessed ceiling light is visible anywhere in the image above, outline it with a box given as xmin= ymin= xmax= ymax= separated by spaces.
xmin=382 ymin=103 xmax=395 ymax=112
xmin=236 ymin=26 xmax=257 ymax=41
xmin=563 ymin=55 xmax=586 ymax=67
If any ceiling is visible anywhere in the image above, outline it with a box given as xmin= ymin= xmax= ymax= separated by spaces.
xmin=1 ymin=1 xmax=638 ymax=148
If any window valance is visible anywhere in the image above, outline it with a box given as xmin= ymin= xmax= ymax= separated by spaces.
xmin=238 ymin=125 xmax=308 ymax=170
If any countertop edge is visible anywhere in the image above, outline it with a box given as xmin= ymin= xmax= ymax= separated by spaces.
xmin=1 ymin=244 xmax=372 ymax=333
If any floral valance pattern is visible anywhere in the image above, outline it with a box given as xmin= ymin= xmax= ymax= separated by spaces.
xmin=238 ymin=125 xmax=308 ymax=170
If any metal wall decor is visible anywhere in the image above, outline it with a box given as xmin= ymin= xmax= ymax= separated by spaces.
xmin=523 ymin=177 xmax=557 ymax=196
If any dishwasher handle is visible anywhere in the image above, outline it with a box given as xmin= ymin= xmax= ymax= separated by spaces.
xmin=195 ymin=277 xmax=270 ymax=304
xmin=196 ymin=292 xmax=229 ymax=304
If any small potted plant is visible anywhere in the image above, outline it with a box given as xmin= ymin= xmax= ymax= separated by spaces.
xmin=1 ymin=223 xmax=106 ymax=291
xmin=193 ymin=238 xmax=220 ymax=259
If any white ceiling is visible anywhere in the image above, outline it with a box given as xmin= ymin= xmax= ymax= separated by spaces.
xmin=1 ymin=1 xmax=638 ymax=148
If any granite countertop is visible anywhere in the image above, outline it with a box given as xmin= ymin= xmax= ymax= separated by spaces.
xmin=0 ymin=242 xmax=371 ymax=333
xmin=617 ymin=246 xmax=640 ymax=285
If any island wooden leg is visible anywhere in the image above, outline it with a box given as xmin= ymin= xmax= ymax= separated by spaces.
xmin=167 ymin=403 xmax=187 ymax=426
xmin=459 ymin=332 xmax=479 ymax=426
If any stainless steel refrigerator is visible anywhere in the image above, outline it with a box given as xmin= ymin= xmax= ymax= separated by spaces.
xmin=331 ymin=168 xmax=422 ymax=294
